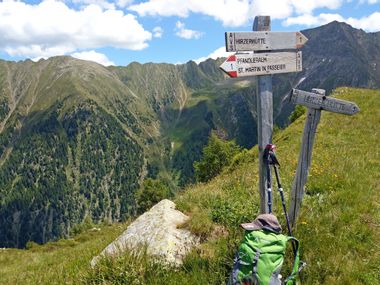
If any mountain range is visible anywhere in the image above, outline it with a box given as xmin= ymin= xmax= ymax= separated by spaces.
xmin=0 ymin=20 xmax=379 ymax=247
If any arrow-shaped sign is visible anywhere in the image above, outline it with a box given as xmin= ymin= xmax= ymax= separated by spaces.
xmin=220 ymin=51 xmax=302 ymax=78
xmin=225 ymin=31 xmax=308 ymax=52
xmin=290 ymin=89 xmax=360 ymax=115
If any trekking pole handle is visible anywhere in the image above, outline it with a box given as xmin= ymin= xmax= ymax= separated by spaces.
xmin=265 ymin=144 xmax=276 ymax=152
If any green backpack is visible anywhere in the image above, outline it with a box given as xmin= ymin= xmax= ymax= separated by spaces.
xmin=229 ymin=214 xmax=302 ymax=285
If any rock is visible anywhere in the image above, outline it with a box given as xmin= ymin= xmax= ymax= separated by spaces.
xmin=91 ymin=199 xmax=199 ymax=267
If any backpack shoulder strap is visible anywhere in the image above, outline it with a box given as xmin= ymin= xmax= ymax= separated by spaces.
xmin=284 ymin=237 xmax=300 ymax=285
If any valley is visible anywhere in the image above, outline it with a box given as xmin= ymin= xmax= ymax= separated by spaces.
xmin=0 ymin=21 xmax=379 ymax=248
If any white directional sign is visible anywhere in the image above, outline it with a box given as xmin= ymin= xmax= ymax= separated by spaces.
xmin=225 ymin=31 xmax=308 ymax=52
xmin=220 ymin=51 xmax=302 ymax=78
xmin=290 ymin=89 xmax=360 ymax=115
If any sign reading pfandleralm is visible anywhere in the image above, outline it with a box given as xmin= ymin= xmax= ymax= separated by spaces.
xmin=220 ymin=51 xmax=302 ymax=78
xmin=225 ymin=31 xmax=308 ymax=52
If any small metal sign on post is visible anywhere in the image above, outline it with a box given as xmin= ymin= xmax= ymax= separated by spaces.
xmin=220 ymin=15 xmax=308 ymax=214
xmin=288 ymin=88 xmax=360 ymax=226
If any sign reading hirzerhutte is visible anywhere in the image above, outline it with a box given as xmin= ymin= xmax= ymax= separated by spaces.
xmin=220 ymin=51 xmax=302 ymax=78
xmin=290 ymin=89 xmax=360 ymax=115
xmin=225 ymin=31 xmax=308 ymax=52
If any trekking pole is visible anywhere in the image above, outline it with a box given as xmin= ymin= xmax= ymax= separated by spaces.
xmin=267 ymin=144 xmax=297 ymax=257
xmin=272 ymin=163 xmax=293 ymax=237
xmin=267 ymin=145 xmax=307 ymax=275
xmin=263 ymin=145 xmax=273 ymax=214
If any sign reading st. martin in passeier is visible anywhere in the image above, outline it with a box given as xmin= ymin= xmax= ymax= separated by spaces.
xmin=220 ymin=51 xmax=302 ymax=78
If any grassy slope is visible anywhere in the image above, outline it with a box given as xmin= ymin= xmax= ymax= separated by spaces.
xmin=0 ymin=87 xmax=379 ymax=284
xmin=0 ymin=223 xmax=127 ymax=285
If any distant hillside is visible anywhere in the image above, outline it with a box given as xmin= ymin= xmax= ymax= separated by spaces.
xmin=0 ymin=21 xmax=380 ymax=247
xmin=0 ymin=88 xmax=378 ymax=285
xmin=277 ymin=21 xmax=380 ymax=122
xmin=0 ymin=58 xmax=146 ymax=247
xmin=301 ymin=21 xmax=380 ymax=90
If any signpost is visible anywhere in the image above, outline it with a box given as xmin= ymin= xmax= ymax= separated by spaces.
xmin=253 ymin=16 xmax=273 ymax=214
xmin=219 ymin=51 xmax=302 ymax=78
xmin=288 ymin=88 xmax=360 ymax=226
xmin=290 ymin=89 xmax=360 ymax=115
xmin=225 ymin=31 xmax=308 ymax=52
xmin=220 ymin=16 xmax=359 ymax=226
xmin=220 ymin=16 xmax=306 ymax=214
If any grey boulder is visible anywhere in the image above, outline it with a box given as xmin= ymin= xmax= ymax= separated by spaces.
xmin=91 ymin=199 xmax=199 ymax=267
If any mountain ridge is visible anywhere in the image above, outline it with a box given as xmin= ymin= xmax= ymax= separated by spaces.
xmin=0 ymin=21 xmax=379 ymax=247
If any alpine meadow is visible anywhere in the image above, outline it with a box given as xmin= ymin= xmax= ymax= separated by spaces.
xmin=0 ymin=15 xmax=379 ymax=285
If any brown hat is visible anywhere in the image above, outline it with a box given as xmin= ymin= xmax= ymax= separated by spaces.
xmin=240 ymin=214 xmax=282 ymax=233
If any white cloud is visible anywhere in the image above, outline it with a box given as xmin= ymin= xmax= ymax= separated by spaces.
xmin=0 ymin=0 xmax=151 ymax=59
xmin=346 ymin=12 xmax=380 ymax=32
xmin=283 ymin=11 xmax=380 ymax=32
xmin=194 ymin=46 xmax=234 ymax=64
xmin=130 ymin=0 xmax=252 ymax=27
xmin=71 ymin=50 xmax=115 ymax=66
xmin=250 ymin=0 xmax=344 ymax=19
xmin=289 ymin=0 xmax=343 ymax=14
xmin=250 ymin=0 xmax=294 ymax=20
xmin=71 ymin=0 xmax=116 ymax=10
xmin=175 ymin=21 xmax=203 ymax=39
xmin=153 ymin=26 xmax=163 ymax=38
xmin=283 ymin=13 xmax=345 ymax=27
xmin=129 ymin=0 xmax=347 ymax=27
xmin=116 ymin=0 xmax=135 ymax=8
xmin=69 ymin=0 xmax=134 ymax=9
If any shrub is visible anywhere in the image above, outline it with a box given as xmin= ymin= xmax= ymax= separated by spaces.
xmin=194 ymin=133 xmax=241 ymax=182
xmin=288 ymin=105 xmax=306 ymax=123
xmin=135 ymin=179 xmax=172 ymax=214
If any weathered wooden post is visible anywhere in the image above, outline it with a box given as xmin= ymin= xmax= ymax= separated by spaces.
xmin=289 ymin=88 xmax=323 ymax=225
xmin=221 ymin=16 xmax=307 ymax=214
xmin=253 ymin=16 xmax=272 ymax=214
xmin=289 ymin=88 xmax=360 ymax=226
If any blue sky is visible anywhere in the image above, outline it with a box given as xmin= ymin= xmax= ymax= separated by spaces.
xmin=0 ymin=0 xmax=379 ymax=66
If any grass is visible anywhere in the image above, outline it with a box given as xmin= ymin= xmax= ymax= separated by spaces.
xmin=0 ymin=223 xmax=126 ymax=285
xmin=0 ymin=87 xmax=379 ymax=284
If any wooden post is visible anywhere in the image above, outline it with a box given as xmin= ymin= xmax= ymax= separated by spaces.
xmin=253 ymin=16 xmax=273 ymax=214
xmin=289 ymin=89 xmax=324 ymax=226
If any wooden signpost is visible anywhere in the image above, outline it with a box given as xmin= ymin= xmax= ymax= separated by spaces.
xmin=290 ymin=89 xmax=360 ymax=115
xmin=220 ymin=16 xmax=359 ymax=226
xmin=221 ymin=16 xmax=307 ymax=214
xmin=253 ymin=16 xmax=273 ymax=214
xmin=288 ymin=88 xmax=360 ymax=226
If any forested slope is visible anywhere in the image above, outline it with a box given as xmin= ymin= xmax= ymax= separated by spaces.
xmin=0 ymin=88 xmax=378 ymax=285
